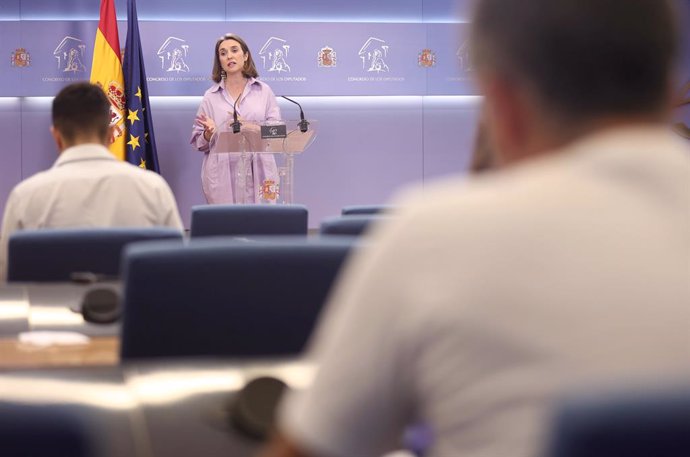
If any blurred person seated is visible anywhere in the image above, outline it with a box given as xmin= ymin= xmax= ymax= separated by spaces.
xmin=260 ymin=1 xmax=690 ymax=456
xmin=0 ymin=82 xmax=183 ymax=282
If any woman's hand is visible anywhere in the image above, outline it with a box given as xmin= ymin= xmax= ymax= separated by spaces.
xmin=196 ymin=113 xmax=217 ymax=141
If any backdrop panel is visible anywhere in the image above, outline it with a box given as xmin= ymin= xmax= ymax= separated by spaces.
xmin=0 ymin=98 xmax=22 ymax=218
xmin=9 ymin=21 xmax=472 ymax=96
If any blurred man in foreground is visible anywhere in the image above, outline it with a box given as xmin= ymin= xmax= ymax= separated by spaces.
xmin=262 ymin=1 xmax=689 ymax=456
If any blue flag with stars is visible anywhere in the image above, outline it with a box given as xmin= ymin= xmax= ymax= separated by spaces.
xmin=123 ymin=0 xmax=159 ymax=172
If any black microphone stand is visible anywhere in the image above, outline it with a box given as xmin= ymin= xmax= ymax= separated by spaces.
xmin=281 ymin=96 xmax=309 ymax=133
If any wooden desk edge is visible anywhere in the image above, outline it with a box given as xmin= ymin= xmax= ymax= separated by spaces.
xmin=0 ymin=336 xmax=119 ymax=370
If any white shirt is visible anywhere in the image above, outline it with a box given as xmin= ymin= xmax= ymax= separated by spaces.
xmin=279 ymin=126 xmax=690 ymax=457
xmin=0 ymin=144 xmax=183 ymax=281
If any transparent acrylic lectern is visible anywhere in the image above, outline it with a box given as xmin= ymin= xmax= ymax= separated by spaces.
xmin=214 ymin=119 xmax=317 ymax=204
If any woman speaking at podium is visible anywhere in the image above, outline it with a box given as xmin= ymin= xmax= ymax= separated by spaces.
xmin=191 ymin=33 xmax=281 ymax=204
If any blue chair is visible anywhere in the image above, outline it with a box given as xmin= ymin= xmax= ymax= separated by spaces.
xmin=319 ymin=215 xmax=389 ymax=237
xmin=120 ymin=236 xmax=358 ymax=359
xmin=190 ymin=204 xmax=308 ymax=238
xmin=7 ymin=227 xmax=183 ymax=282
xmin=547 ymin=389 xmax=690 ymax=457
xmin=0 ymin=403 xmax=95 ymax=457
xmin=341 ymin=204 xmax=395 ymax=215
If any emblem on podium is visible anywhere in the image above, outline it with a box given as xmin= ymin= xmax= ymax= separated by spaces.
xmin=260 ymin=179 xmax=279 ymax=201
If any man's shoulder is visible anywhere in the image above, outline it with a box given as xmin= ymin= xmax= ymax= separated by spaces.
xmin=8 ymin=169 xmax=55 ymax=197
xmin=398 ymin=163 xmax=561 ymax=219
xmin=110 ymin=162 xmax=169 ymax=186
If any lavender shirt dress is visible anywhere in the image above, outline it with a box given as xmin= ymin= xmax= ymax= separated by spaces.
xmin=190 ymin=78 xmax=281 ymax=204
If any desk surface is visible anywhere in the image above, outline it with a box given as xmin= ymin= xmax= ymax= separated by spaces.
xmin=0 ymin=282 xmax=121 ymax=329
xmin=0 ymin=284 xmax=323 ymax=457
xmin=0 ymin=335 xmax=119 ymax=370
xmin=0 ymin=282 xmax=121 ymax=369
xmin=0 ymin=359 xmax=315 ymax=457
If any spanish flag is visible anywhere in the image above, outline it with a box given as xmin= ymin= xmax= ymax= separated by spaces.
xmin=90 ymin=0 xmax=126 ymax=160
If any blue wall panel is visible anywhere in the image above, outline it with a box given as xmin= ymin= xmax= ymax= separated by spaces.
xmin=1 ymin=22 xmax=22 ymax=96
xmin=422 ymin=96 xmax=482 ymax=181
xmin=0 ymin=99 xmax=22 ymax=217
xmin=16 ymin=0 xmax=225 ymax=21
xmin=425 ymin=23 xmax=477 ymax=95
xmin=0 ymin=0 xmax=19 ymax=20
xmin=226 ymin=0 xmax=424 ymax=22
xmin=19 ymin=98 xmax=55 ymax=180
xmin=291 ymin=97 xmax=425 ymax=223
xmin=423 ymin=0 xmax=474 ymax=22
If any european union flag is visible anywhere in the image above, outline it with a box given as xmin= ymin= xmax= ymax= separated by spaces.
xmin=123 ymin=0 xmax=159 ymax=172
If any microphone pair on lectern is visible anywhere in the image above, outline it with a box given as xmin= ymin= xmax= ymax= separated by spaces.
xmin=231 ymin=95 xmax=308 ymax=134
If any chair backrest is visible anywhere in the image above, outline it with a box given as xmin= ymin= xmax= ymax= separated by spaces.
xmin=341 ymin=204 xmax=395 ymax=215
xmin=546 ymin=389 xmax=690 ymax=457
xmin=0 ymin=403 xmax=95 ymax=457
xmin=319 ymin=215 xmax=389 ymax=237
xmin=7 ymin=227 xmax=183 ymax=282
xmin=190 ymin=204 xmax=308 ymax=238
xmin=120 ymin=236 xmax=358 ymax=359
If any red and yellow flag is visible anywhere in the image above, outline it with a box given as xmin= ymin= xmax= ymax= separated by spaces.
xmin=90 ymin=0 xmax=126 ymax=160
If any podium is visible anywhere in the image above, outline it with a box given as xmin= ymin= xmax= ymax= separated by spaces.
xmin=214 ymin=119 xmax=317 ymax=204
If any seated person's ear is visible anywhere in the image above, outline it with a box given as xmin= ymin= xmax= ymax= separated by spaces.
xmin=50 ymin=126 xmax=64 ymax=151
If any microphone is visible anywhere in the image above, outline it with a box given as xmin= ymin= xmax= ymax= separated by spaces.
xmin=232 ymin=96 xmax=241 ymax=134
xmin=281 ymin=96 xmax=309 ymax=133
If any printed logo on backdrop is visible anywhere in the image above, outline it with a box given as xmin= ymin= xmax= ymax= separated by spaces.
xmin=41 ymin=37 xmax=86 ymax=82
xmin=418 ymin=49 xmax=436 ymax=68
xmin=359 ymin=37 xmax=389 ymax=73
xmin=318 ymin=46 xmax=336 ymax=68
xmin=148 ymin=36 xmax=206 ymax=84
xmin=258 ymin=36 xmax=307 ymax=83
xmin=446 ymin=40 xmax=475 ymax=83
xmin=456 ymin=40 xmax=474 ymax=73
xmin=348 ymin=37 xmax=404 ymax=83
xmin=158 ymin=37 xmax=190 ymax=73
xmin=11 ymin=48 xmax=31 ymax=68
xmin=259 ymin=37 xmax=291 ymax=73
xmin=55 ymin=36 xmax=86 ymax=73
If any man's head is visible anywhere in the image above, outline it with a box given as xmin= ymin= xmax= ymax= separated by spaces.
xmin=51 ymin=82 xmax=111 ymax=152
xmin=470 ymin=0 xmax=679 ymax=165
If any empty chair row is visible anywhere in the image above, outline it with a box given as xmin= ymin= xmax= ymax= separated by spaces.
xmin=5 ymin=207 xmax=391 ymax=282
xmin=5 ymin=227 xmax=360 ymax=359
xmin=190 ymin=203 xmax=395 ymax=238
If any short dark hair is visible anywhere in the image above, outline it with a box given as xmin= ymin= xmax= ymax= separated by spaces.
xmin=211 ymin=33 xmax=259 ymax=82
xmin=470 ymin=0 xmax=678 ymax=122
xmin=52 ymin=82 xmax=111 ymax=142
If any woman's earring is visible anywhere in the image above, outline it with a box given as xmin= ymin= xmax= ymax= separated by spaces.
xmin=221 ymin=69 xmax=227 ymax=80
